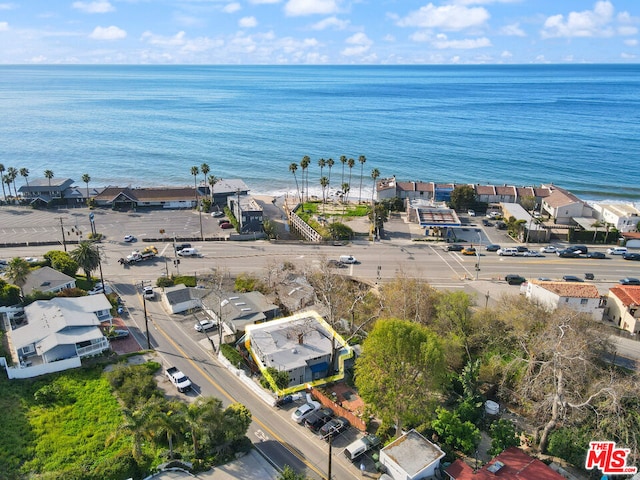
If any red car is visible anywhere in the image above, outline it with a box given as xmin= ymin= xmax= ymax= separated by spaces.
xmin=220 ymin=222 xmax=233 ymax=229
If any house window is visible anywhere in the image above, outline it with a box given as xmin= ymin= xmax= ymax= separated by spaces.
xmin=565 ymin=298 xmax=570 ymax=303
xmin=580 ymin=299 xmax=588 ymax=305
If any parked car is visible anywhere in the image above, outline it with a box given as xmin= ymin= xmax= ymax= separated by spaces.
xmin=108 ymin=329 xmax=130 ymax=340
xmin=623 ymin=253 xmax=640 ymax=261
xmin=291 ymin=401 xmax=320 ymax=424
xmin=467 ymin=209 xmax=476 ymax=217
xmin=485 ymin=244 xmax=501 ymax=252
xmin=557 ymin=249 xmax=581 ymax=258
xmin=523 ymin=251 xmax=543 ymax=257
xmin=446 ymin=244 xmax=464 ymax=252
xmin=461 ymin=247 xmax=477 ymax=256
xmin=586 ymin=251 xmax=607 ymax=259
xmin=562 ymin=275 xmax=584 ymax=282
xmin=540 ymin=245 xmax=558 ymax=254
xmin=619 ymin=278 xmax=640 ymax=285
xmin=482 ymin=219 xmax=492 ymax=226
xmin=218 ymin=218 xmax=229 ymax=225
xmin=194 ymin=319 xmax=217 ymax=332
xmin=124 ymin=235 xmax=135 ymax=243
xmin=495 ymin=221 xmax=507 ymax=230
xmin=220 ymin=222 xmax=234 ymax=229
xmin=505 ymin=274 xmax=526 ymax=285
xmin=175 ymin=243 xmax=192 ymax=252
xmin=319 ymin=417 xmax=350 ymax=439
xmin=211 ymin=211 xmax=224 ymax=217
xmin=304 ymin=408 xmax=334 ymax=432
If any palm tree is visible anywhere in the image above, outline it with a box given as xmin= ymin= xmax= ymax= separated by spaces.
xmin=81 ymin=173 xmax=91 ymax=203
xmin=603 ymin=222 xmax=614 ymax=244
xmin=591 ymin=220 xmax=603 ymax=243
xmin=320 ymin=176 xmax=329 ymax=213
xmin=190 ymin=166 xmax=199 ymax=208
xmin=3 ymin=175 xmax=11 ymax=201
xmin=151 ymin=400 xmax=185 ymax=460
xmin=7 ymin=167 xmax=18 ymax=198
xmin=318 ymin=158 xmax=326 ymax=183
xmin=44 ymin=169 xmax=54 ymax=188
xmin=289 ymin=163 xmax=301 ymax=203
xmin=347 ymin=158 xmax=355 ymax=197
xmin=70 ymin=241 xmax=101 ymax=278
xmin=370 ymin=168 xmax=380 ymax=205
xmin=208 ymin=175 xmax=219 ymax=204
xmin=357 ymin=155 xmax=367 ymax=203
xmin=300 ymin=155 xmax=310 ymax=203
xmin=370 ymin=168 xmax=380 ymax=238
xmin=20 ymin=168 xmax=30 ymax=189
xmin=339 ymin=155 xmax=347 ymax=186
xmin=341 ymin=182 xmax=350 ymax=204
xmin=326 ymin=158 xmax=335 ymax=190
xmin=0 ymin=164 xmax=6 ymax=202
xmin=110 ymin=404 xmax=155 ymax=462
xmin=201 ymin=163 xmax=210 ymax=193
xmin=6 ymin=257 xmax=30 ymax=296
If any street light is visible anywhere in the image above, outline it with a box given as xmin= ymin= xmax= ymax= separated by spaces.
xmin=140 ymin=281 xmax=152 ymax=350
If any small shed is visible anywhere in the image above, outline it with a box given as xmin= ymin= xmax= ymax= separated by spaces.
xmin=380 ymin=429 xmax=445 ymax=480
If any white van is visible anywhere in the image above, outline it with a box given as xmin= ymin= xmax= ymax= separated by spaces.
xmin=339 ymin=255 xmax=358 ymax=264
xmin=177 ymin=248 xmax=198 ymax=257
xmin=607 ymin=247 xmax=627 ymax=255
xmin=497 ymin=247 xmax=519 ymax=256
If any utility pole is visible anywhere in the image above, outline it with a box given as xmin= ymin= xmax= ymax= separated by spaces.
xmin=141 ymin=280 xmax=151 ymax=350
xmin=57 ymin=217 xmax=67 ymax=252
xmin=327 ymin=432 xmax=333 ymax=480
xmin=96 ymin=245 xmax=105 ymax=289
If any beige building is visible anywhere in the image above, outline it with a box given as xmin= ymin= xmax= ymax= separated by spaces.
xmin=525 ymin=280 xmax=603 ymax=321
xmin=605 ymin=285 xmax=640 ymax=334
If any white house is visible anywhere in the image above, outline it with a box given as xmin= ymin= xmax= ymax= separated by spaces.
xmin=162 ymin=284 xmax=209 ymax=314
xmin=525 ymin=280 xmax=602 ymax=320
xmin=6 ymin=295 xmax=112 ymax=378
xmin=540 ymin=185 xmax=593 ymax=225
xmin=379 ymin=429 xmax=445 ymax=480
xmin=605 ymin=285 xmax=640 ymax=335
xmin=22 ymin=266 xmax=76 ymax=296
xmin=592 ymin=202 xmax=640 ymax=233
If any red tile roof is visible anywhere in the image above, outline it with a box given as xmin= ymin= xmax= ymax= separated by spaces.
xmin=531 ymin=281 xmax=600 ymax=298
xmin=609 ymin=286 xmax=640 ymax=307
xmin=445 ymin=447 xmax=565 ymax=480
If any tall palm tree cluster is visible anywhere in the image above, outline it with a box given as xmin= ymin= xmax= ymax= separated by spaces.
xmin=288 ymin=154 xmax=381 ymax=207
xmin=190 ymin=162 xmax=219 ymax=205
xmin=0 ymin=164 xmax=24 ymax=202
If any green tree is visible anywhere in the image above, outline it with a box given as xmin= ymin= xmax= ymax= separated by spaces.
xmin=319 ymin=176 xmax=329 ymax=208
xmin=488 ymin=419 xmax=521 ymax=456
xmin=6 ymin=166 xmax=18 ymax=198
xmin=81 ymin=173 xmax=91 ymax=204
xmin=357 ymin=155 xmax=366 ymax=203
xmin=519 ymin=195 xmax=536 ymax=213
xmin=3 ymin=174 xmax=12 ymax=200
xmin=289 ymin=162 xmax=301 ymax=203
xmin=0 ymin=278 xmax=21 ymax=306
xmin=300 ymin=155 xmax=310 ymax=203
xmin=222 ymin=403 xmax=252 ymax=445
xmin=190 ymin=165 xmax=199 ymax=208
xmin=326 ymin=157 xmax=335 ymax=188
xmin=449 ymin=185 xmax=476 ymax=211
xmin=110 ymin=400 xmax=160 ymax=462
xmin=317 ymin=157 xmax=325 ymax=183
xmin=347 ymin=157 xmax=355 ymax=194
xmin=328 ymin=222 xmax=353 ymax=240
xmin=591 ymin=220 xmax=603 ymax=243
xmin=355 ymin=318 xmax=446 ymax=437
xmin=278 ymin=465 xmax=307 ymax=480
xmin=0 ymin=163 xmax=6 ymax=201
xmin=339 ymin=155 xmax=347 ymax=187
xmin=200 ymin=163 xmax=210 ymax=193
xmin=44 ymin=250 xmax=79 ymax=277
xmin=69 ymin=241 xmax=100 ymax=278
xmin=340 ymin=182 xmax=350 ymax=205
xmin=20 ymin=168 xmax=30 ymax=189
xmin=44 ymin=169 xmax=54 ymax=188
xmin=432 ymin=407 xmax=481 ymax=454
xmin=435 ymin=290 xmax=475 ymax=360
xmin=208 ymin=174 xmax=219 ymax=204
xmin=6 ymin=257 xmax=30 ymax=296
xmin=151 ymin=400 xmax=185 ymax=459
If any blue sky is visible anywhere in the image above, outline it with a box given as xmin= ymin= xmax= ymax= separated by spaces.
xmin=0 ymin=0 xmax=637 ymax=64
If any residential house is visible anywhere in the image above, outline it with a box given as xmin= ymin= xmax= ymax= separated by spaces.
xmin=605 ymin=285 xmax=640 ymax=335
xmin=7 ymin=295 xmax=112 ymax=377
xmin=406 ymin=199 xmax=461 ymax=236
xmin=501 ymin=203 xmax=549 ymax=243
xmin=379 ymin=429 xmax=445 ymax=480
xmin=162 ymin=284 xmax=210 ymax=314
xmin=22 ymin=266 xmax=76 ymax=296
xmin=18 ymin=178 xmax=75 ymax=206
xmin=244 ymin=311 xmax=353 ymax=395
xmin=621 ymin=232 xmax=640 ymax=249
xmin=592 ymin=202 xmax=640 ymax=233
xmin=445 ymin=447 xmax=566 ymax=480
xmin=205 ymin=178 xmax=250 ymax=208
xmin=525 ymin=280 xmax=602 ymax=321
xmin=203 ymin=290 xmax=280 ymax=336
xmin=540 ymin=185 xmax=594 ymax=225
xmin=226 ymin=194 xmax=264 ymax=232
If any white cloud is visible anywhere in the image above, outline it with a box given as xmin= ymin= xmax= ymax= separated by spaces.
xmin=383 ymin=34 xmax=395 ymax=42
xmin=239 ymin=16 xmax=258 ymax=28
xmin=0 ymin=21 xmax=8 ymax=31
xmin=398 ymin=3 xmax=489 ymax=31
xmin=141 ymin=31 xmax=187 ymax=46
xmin=341 ymin=32 xmax=372 ymax=56
xmin=541 ymin=1 xmax=617 ymax=38
xmin=89 ymin=25 xmax=126 ymax=40
xmin=451 ymin=0 xmax=520 ymax=4
xmin=250 ymin=0 xmax=280 ymax=3
xmin=431 ymin=34 xmax=491 ymax=49
xmin=621 ymin=52 xmax=636 ymax=59
xmin=618 ymin=26 xmax=638 ymax=36
xmin=310 ymin=16 xmax=349 ymax=30
xmin=223 ymin=2 xmax=241 ymax=13
xmin=501 ymin=50 xmax=512 ymax=58
xmin=0 ymin=3 xmax=17 ymax=10
xmin=72 ymin=1 xmax=114 ymax=14
xmin=500 ymin=22 xmax=525 ymax=37
xmin=624 ymin=38 xmax=638 ymax=46
xmin=285 ymin=0 xmax=339 ymax=17
xmin=410 ymin=31 xmax=432 ymax=42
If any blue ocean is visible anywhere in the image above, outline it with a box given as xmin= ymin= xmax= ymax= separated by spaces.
xmin=0 ymin=64 xmax=638 ymax=201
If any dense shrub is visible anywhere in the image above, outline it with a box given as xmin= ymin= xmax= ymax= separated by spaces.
xmin=220 ymin=344 xmax=244 ymax=367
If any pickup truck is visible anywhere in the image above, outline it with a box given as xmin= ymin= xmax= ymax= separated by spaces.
xmin=165 ymin=366 xmax=192 ymax=393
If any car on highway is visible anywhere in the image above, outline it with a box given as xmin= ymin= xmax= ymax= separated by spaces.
xmin=461 ymin=247 xmax=477 ymax=256
xmin=497 ymin=248 xmax=519 ymax=256
xmin=505 ymin=274 xmax=526 ymax=285
xmin=562 ymin=275 xmax=584 ymax=282
xmin=175 ymin=243 xmax=192 ymax=252
xmin=557 ymin=249 xmax=582 ymax=258
xmin=194 ymin=319 xmax=217 ymax=332
xmin=319 ymin=416 xmax=350 ymax=439
xmin=291 ymin=401 xmax=320 ymax=424
xmin=566 ymin=245 xmax=588 ymax=254
xmin=607 ymin=247 xmax=628 ymax=255
xmin=539 ymin=245 xmax=558 ymax=254
xmin=485 ymin=244 xmax=501 ymax=252
xmin=619 ymin=278 xmax=640 ymax=285
xmin=445 ymin=244 xmax=464 ymax=252
xmin=586 ymin=251 xmax=607 ymax=259
xmin=623 ymin=253 xmax=640 ymax=261
xmin=516 ymin=246 xmax=529 ymax=253
xmin=143 ymin=286 xmax=155 ymax=299
xmin=523 ymin=251 xmax=543 ymax=257
xmin=124 ymin=235 xmax=135 ymax=242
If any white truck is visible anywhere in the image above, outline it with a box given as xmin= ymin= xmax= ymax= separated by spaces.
xmin=343 ymin=434 xmax=381 ymax=461
xmin=165 ymin=366 xmax=192 ymax=393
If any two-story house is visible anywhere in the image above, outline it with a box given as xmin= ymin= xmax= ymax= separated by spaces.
xmin=525 ymin=280 xmax=602 ymax=321
xmin=605 ymin=285 xmax=640 ymax=335
xmin=22 ymin=266 xmax=76 ymax=296
xmin=592 ymin=202 xmax=640 ymax=233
